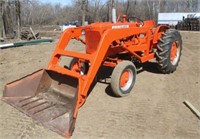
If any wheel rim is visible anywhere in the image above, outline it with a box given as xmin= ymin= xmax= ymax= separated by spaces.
xmin=170 ymin=41 xmax=180 ymax=65
xmin=71 ymin=62 xmax=79 ymax=72
xmin=120 ymin=69 xmax=133 ymax=92
xmin=71 ymin=62 xmax=86 ymax=75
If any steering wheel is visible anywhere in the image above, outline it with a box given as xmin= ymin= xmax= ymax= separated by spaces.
xmin=128 ymin=16 xmax=144 ymax=27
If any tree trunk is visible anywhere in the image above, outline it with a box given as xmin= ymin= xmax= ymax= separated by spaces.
xmin=0 ymin=0 xmax=2 ymax=38
xmin=0 ymin=0 xmax=5 ymax=38
xmin=146 ymin=0 xmax=151 ymax=19
xmin=82 ymin=0 xmax=87 ymax=26
xmin=107 ymin=0 xmax=114 ymax=22
xmin=3 ymin=0 xmax=14 ymax=38
xmin=15 ymin=0 xmax=21 ymax=39
xmin=134 ymin=0 xmax=137 ymax=16
xmin=125 ymin=0 xmax=130 ymax=16
xmin=106 ymin=1 xmax=109 ymax=22
xmin=152 ymin=0 xmax=157 ymax=21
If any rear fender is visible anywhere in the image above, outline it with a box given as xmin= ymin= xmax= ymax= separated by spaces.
xmin=153 ymin=25 xmax=169 ymax=44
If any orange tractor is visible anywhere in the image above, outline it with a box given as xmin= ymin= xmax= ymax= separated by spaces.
xmin=2 ymin=13 xmax=182 ymax=137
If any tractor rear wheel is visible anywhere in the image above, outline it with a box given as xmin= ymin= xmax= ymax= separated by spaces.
xmin=111 ymin=61 xmax=136 ymax=97
xmin=156 ymin=29 xmax=182 ymax=73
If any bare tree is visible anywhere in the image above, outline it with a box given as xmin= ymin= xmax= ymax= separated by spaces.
xmin=0 ymin=0 xmax=4 ymax=38
xmin=3 ymin=0 xmax=14 ymax=38
xmin=106 ymin=0 xmax=114 ymax=22
xmin=125 ymin=0 xmax=130 ymax=16
xmin=15 ymin=0 xmax=21 ymax=39
xmin=1 ymin=0 xmax=197 ymax=31
xmin=81 ymin=0 xmax=88 ymax=25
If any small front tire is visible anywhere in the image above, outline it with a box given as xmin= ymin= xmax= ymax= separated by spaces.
xmin=111 ymin=61 xmax=136 ymax=97
xmin=66 ymin=58 xmax=88 ymax=75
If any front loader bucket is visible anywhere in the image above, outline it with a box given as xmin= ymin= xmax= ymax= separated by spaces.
xmin=2 ymin=69 xmax=78 ymax=137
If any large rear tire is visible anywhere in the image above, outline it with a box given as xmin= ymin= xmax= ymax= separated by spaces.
xmin=156 ymin=29 xmax=182 ymax=73
xmin=111 ymin=61 xmax=136 ymax=97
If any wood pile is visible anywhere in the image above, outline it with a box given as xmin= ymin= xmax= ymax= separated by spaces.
xmin=20 ymin=30 xmax=40 ymax=40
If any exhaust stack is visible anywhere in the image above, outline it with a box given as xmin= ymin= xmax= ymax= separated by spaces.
xmin=112 ymin=8 xmax=117 ymax=23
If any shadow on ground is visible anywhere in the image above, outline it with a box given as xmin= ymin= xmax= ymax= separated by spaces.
xmin=88 ymin=61 xmax=162 ymax=97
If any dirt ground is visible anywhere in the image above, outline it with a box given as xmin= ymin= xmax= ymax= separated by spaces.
xmin=0 ymin=31 xmax=200 ymax=139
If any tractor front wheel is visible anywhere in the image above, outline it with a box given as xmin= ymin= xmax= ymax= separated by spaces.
xmin=66 ymin=58 xmax=88 ymax=75
xmin=156 ymin=29 xmax=182 ymax=73
xmin=111 ymin=61 xmax=136 ymax=97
